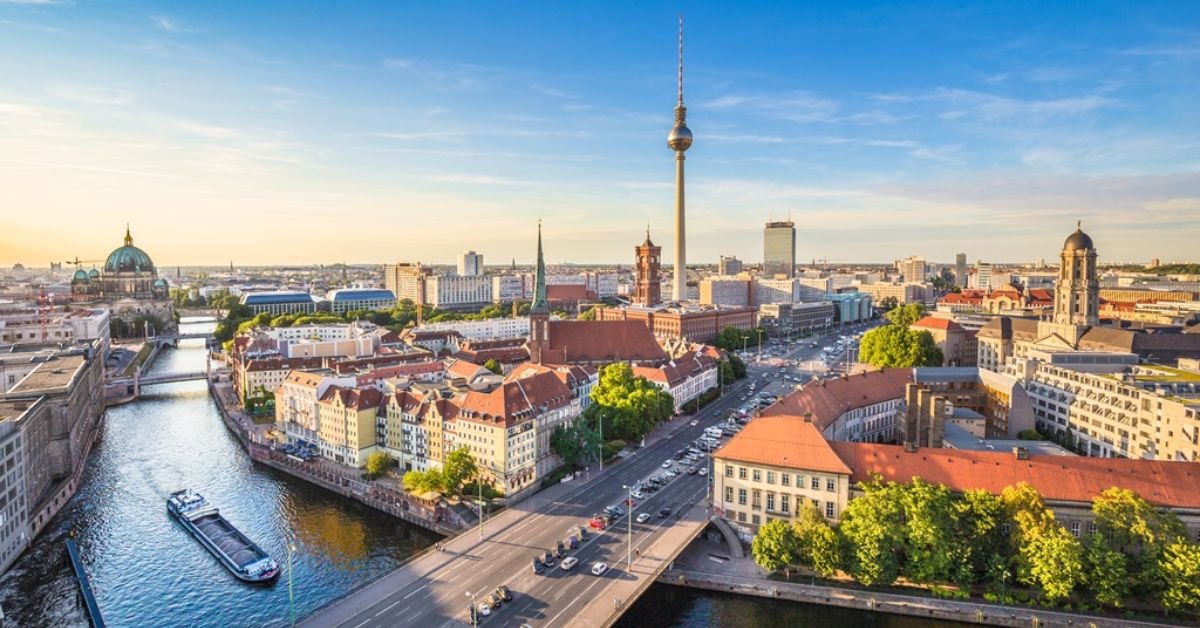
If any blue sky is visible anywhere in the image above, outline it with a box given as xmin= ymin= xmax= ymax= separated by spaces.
xmin=1 ymin=1 xmax=1198 ymax=267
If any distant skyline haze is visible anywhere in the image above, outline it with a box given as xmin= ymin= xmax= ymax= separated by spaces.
xmin=1 ymin=2 xmax=1198 ymax=266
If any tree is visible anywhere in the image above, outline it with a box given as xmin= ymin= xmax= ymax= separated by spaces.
xmin=751 ymin=519 xmax=798 ymax=573
xmin=876 ymin=296 xmax=899 ymax=313
xmin=839 ymin=478 xmax=905 ymax=586
xmin=1084 ymin=533 xmax=1129 ymax=607
xmin=550 ymin=421 xmax=600 ymax=467
xmin=898 ymin=478 xmax=958 ymax=584
xmin=364 ymin=451 xmax=392 ymax=479
xmin=718 ymin=360 xmax=736 ymax=386
xmin=442 ymin=446 xmax=479 ymax=496
xmin=587 ymin=363 xmax=675 ymax=442
xmin=402 ymin=469 xmax=445 ymax=494
xmin=1160 ymin=539 xmax=1200 ymax=613
xmin=1092 ymin=487 xmax=1187 ymax=595
xmin=578 ymin=305 xmax=598 ymax=321
xmin=858 ymin=324 xmax=943 ymax=368
xmin=884 ymin=303 xmax=926 ymax=327
xmin=1025 ymin=522 xmax=1084 ymax=602
xmin=726 ymin=352 xmax=747 ymax=379
xmin=951 ymin=489 xmax=1009 ymax=586
xmin=792 ymin=501 xmax=841 ymax=577
xmin=483 ymin=359 xmax=502 ymax=375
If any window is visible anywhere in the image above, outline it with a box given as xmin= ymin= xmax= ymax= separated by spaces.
xmin=725 ymin=486 xmax=734 ymax=502
xmin=780 ymin=473 xmax=790 ymax=487
xmin=826 ymin=478 xmax=836 ymax=492
xmin=766 ymin=471 xmax=775 ymax=485
xmin=738 ymin=489 xmax=747 ymax=505
xmin=811 ymin=477 xmax=820 ymax=490
xmin=725 ymin=464 xmax=734 ymax=478
xmin=1070 ymin=521 xmax=1080 ymax=538
xmin=737 ymin=511 xmax=746 ymax=523
xmin=1088 ymin=522 xmax=1098 ymax=536
xmin=780 ymin=494 xmax=790 ymax=514
xmin=752 ymin=469 xmax=762 ymax=482
xmin=825 ymin=501 xmax=835 ymax=518
xmin=752 ymin=490 xmax=761 ymax=508
xmin=751 ymin=514 xmax=760 ymax=525
xmin=738 ymin=467 xmax=748 ymax=480
xmin=766 ymin=492 xmax=775 ymax=512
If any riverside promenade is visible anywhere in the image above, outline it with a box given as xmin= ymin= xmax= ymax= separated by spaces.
xmin=659 ymin=537 xmax=1184 ymax=628
xmin=208 ymin=377 xmax=462 ymax=536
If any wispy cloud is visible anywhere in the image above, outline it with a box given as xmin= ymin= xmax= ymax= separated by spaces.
xmin=0 ymin=0 xmax=63 ymax=4
xmin=704 ymin=91 xmax=839 ymax=123
xmin=47 ymin=85 xmax=136 ymax=106
xmin=151 ymin=15 xmax=179 ymax=32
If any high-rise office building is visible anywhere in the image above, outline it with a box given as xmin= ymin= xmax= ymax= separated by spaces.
xmin=763 ymin=221 xmax=796 ymax=278
xmin=897 ymin=256 xmax=927 ymax=283
xmin=718 ymin=255 xmax=743 ymax=276
xmin=458 ymin=251 xmax=483 ymax=276
xmin=955 ymin=253 xmax=968 ymax=288
xmin=974 ymin=261 xmax=993 ymax=292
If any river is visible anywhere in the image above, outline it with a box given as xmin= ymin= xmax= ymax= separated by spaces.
xmin=1 ymin=318 xmax=965 ymax=627
xmin=0 ymin=319 xmax=438 ymax=627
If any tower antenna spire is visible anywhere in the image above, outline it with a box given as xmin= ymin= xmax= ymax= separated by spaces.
xmin=677 ymin=15 xmax=684 ymax=107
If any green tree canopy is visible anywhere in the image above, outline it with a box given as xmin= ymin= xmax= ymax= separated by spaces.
xmin=858 ymin=324 xmax=943 ymax=368
xmin=586 ymin=362 xmax=675 ymax=442
xmin=792 ymin=500 xmax=841 ymax=578
xmin=402 ymin=468 xmax=445 ymax=494
xmin=550 ymin=420 xmax=601 ymax=468
xmin=751 ymin=519 xmax=798 ymax=573
xmin=483 ymin=359 xmax=503 ymax=375
xmin=442 ymin=446 xmax=479 ymax=496
xmin=839 ymin=477 xmax=905 ymax=586
xmin=364 ymin=450 xmax=392 ymax=479
xmin=884 ymin=303 xmax=926 ymax=326
xmin=1160 ymin=539 xmax=1200 ymax=613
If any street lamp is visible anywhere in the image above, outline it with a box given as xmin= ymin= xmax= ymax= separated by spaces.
xmin=465 ymin=590 xmax=478 ymax=628
xmin=622 ymin=484 xmax=634 ymax=568
xmin=756 ymin=329 xmax=765 ymax=363
xmin=287 ymin=543 xmax=297 ymax=628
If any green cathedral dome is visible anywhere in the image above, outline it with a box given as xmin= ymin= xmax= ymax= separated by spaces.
xmin=104 ymin=226 xmax=156 ymax=274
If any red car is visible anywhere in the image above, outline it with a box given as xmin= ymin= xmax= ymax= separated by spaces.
xmin=589 ymin=517 xmax=607 ymax=530
xmin=623 ymin=498 xmax=637 ymax=507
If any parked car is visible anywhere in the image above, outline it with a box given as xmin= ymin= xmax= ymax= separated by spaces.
xmin=687 ymin=466 xmax=699 ymax=475
xmin=662 ymin=460 xmax=673 ymax=468
xmin=631 ymin=489 xmax=644 ymax=499
xmin=589 ymin=517 xmax=607 ymax=530
xmin=532 ymin=556 xmax=545 ymax=574
xmin=591 ymin=562 xmax=609 ymax=576
xmin=698 ymin=468 xmax=708 ymax=476
xmin=484 ymin=594 xmax=501 ymax=610
xmin=495 ymin=585 xmax=512 ymax=602
xmin=623 ymin=498 xmax=637 ymax=508
xmin=477 ymin=603 xmax=492 ymax=618
xmin=658 ymin=507 xmax=672 ymax=518
xmin=555 ymin=541 xmax=566 ymax=557
xmin=560 ymin=557 xmax=579 ymax=570
xmin=636 ymin=513 xmax=651 ymax=523
xmin=566 ymin=535 xmax=579 ymax=550
xmin=689 ymin=419 xmax=699 ymax=426
xmin=542 ymin=551 xmax=556 ymax=567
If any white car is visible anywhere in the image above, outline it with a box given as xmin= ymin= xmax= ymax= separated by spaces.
xmin=698 ymin=468 xmax=708 ymax=476
xmin=636 ymin=513 xmax=651 ymax=523
xmin=662 ymin=460 xmax=673 ymax=468
xmin=631 ymin=490 xmax=644 ymax=500
xmin=477 ymin=603 xmax=492 ymax=617
xmin=689 ymin=419 xmax=699 ymax=426
xmin=560 ymin=557 xmax=579 ymax=570
xmin=591 ymin=561 xmax=609 ymax=575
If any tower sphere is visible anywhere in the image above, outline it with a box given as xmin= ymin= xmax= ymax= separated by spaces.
xmin=667 ymin=123 xmax=693 ymax=152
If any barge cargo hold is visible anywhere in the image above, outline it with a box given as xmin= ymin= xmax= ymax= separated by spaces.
xmin=167 ymin=489 xmax=280 ymax=583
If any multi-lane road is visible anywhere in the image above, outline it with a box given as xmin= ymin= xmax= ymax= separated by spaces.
xmin=305 ymin=324 xmax=876 ymax=628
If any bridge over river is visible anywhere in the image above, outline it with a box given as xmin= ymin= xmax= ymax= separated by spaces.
xmin=301 ymin=379 xmax=752 ymax=628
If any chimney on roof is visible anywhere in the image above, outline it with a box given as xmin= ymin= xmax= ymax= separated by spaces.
xmin=903 ymin=441 xmax=918 ymax=453
xmin=802 ymin=412 xmax=812 ymax=423
xmin=1013 ymin=446 xmax=1030 ymax=460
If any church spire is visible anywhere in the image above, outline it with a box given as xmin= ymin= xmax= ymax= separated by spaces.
xmin=124 ymin=223 xmax=133 ymax=247
xmin=530 ymin=221 xmax=549 ymax=314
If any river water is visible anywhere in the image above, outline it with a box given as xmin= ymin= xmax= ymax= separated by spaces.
xmin=0 ymin=319 xmax=437 ymax=627
xmin=0 ymin=317 xmax=965 ymax=627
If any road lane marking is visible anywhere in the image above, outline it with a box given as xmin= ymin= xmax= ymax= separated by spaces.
xmin=402 ymin=585 xmax=427 ymax=600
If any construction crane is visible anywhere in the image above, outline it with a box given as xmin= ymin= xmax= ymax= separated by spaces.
xmin=65 ymin=257 xmax=104 ymax=271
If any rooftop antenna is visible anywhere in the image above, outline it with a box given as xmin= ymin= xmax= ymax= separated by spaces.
xmin=677 ymin=15 xmax=684 ymax=108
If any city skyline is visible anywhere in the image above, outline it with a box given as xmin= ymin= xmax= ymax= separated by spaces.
xmin=2 ymin=2 xmax=1199 ymax=266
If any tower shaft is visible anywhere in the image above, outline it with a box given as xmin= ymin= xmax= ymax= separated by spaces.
xmin=672 ymin=153 xmax=686 ymax=301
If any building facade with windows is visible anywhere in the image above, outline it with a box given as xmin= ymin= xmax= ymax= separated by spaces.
xmin=763 ymin=221 xmax=796 ymax=278
xmin=326 ymin=289 xmax=396 ymax=315
xmin=241 ymin=291 xmax=317 ymax=316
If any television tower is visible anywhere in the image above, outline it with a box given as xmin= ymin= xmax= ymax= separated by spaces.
xmin=667 ymin=16 xmax=693 ymax=302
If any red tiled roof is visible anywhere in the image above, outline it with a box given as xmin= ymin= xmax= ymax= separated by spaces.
xmin=445 ymin=358 xmax=486 ymax=380
xmin=762 ymin=368 xmax=913 ymax=430
xmin=318 ymin=385 xmax=383 ymax=410
xmin=539 ymin=320 xmax=666 ymax=364
xmin=459 ymin=370 xmax=573 ymax=426
xmin=912 ymin=316 xmax=964 ymax=332
xmin=939 ymin=292 xmax=983 ymax=305
xmin=830 ymin=441 xmax=1200 ymax=509
xmin=714 ymin=415 xmax=851 ymax=475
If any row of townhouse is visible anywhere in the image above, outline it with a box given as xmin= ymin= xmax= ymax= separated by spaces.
xmin=274 ymin=359 xmax=590 ymax=497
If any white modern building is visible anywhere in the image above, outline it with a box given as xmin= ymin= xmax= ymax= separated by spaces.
xmin=458 ymin=251 xmax=484 ymax=277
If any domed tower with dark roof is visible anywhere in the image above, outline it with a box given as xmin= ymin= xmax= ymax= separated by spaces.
xmin=1054 ymin=221 xmax=1099 ymax=327
xmin=100 ymin=224 xmax=160 ymax=299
